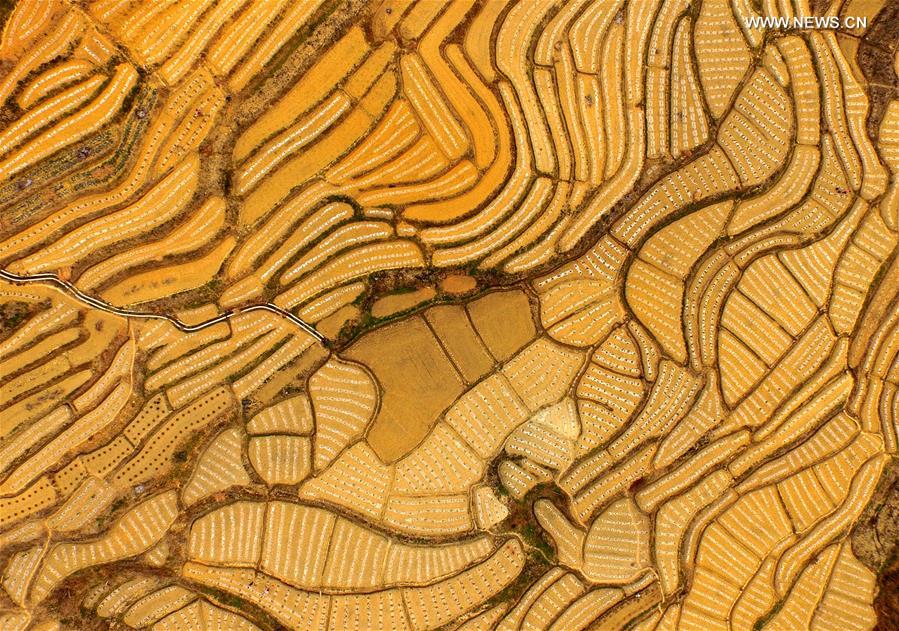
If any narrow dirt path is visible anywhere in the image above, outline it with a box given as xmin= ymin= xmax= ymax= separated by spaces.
xmin=0 ymin=268 xmax=328 ymax=343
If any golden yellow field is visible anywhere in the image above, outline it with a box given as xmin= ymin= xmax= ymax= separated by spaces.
xmin=0 ymin=0 xmax=897 ymax=629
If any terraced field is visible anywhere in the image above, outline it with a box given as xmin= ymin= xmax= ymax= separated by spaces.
xmin=0 ymin=0 xmax=898 ymax=629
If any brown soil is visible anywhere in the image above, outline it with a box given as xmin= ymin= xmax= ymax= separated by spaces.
xmin=852 ymin=457 xmax=899 ymax=630
xmin=345 ymin=315 xmax=466 ymax=463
